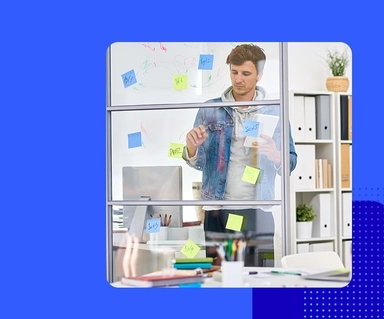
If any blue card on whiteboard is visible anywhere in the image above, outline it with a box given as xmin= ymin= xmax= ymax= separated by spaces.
xmin=121 ymin=69 xmax=137 ymax=88
xmin=198 ymin=54 xmax=214 ymax=70
xmin=243 ymin=120 xmax=259 ymax=137
xmin=146 ymin=218 xmax=161 ymax=233
xmin=128 ymin=132 xmax=142 ymax=148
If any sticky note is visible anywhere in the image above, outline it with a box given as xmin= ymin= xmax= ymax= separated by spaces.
xmin=146 ymin=218 xmax=161 ymax=233
xmin=128 ymin=132 xmax=142 ymax=148
xmin=121 ymin=69 xmax=137 ymax=88
xmin=198 ymin=54 xmax=214 ymax=70
xmin=243 ymin=120 xmax=259 ymax=137
xmin=174 ymin=74 xmax=187 ymax=90
xmin=180 ymin=239 xmax=200 ymax=258
xmin=242 ymin=166 xmax=260 ymax=184
xmin=169 ymin=143 xmax=184 ymax=158
xmin=226 ymin=213 xmax=244 ymax=231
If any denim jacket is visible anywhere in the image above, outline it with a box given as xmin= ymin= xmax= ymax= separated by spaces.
xmin=183 ymin=98 xmax=297 ymax=201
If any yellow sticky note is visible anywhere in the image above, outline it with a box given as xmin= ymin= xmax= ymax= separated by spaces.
xmin=180 ymin=239 xmax=200 ymax=258
xmin=242 ymin=166 xmax=260 ymax=184
xmin=174 ymin=74 xmax=187 ymax=90
xmin=169 ymin=142 xmax=184 ymax=158
xmin=226 ymin=213 xmax=244 ymax=231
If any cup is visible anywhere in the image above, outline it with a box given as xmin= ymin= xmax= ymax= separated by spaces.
xmin=221 ymin=261 xmax=244 ymax=287
xmin=149 ymin=226 xmax=169 ymax=242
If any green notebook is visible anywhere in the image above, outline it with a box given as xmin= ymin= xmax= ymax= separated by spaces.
xmin=172 ymin=257 xmax=214 ymax=264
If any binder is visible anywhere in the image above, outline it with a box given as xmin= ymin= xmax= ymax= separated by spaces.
xmin=341 ymin=144 xmax=351 ymax=188
xmin=291 ymin=95 xmax=306 ymax=141
xmin=342 ymin=240 xmax=352 ymax=270
xmin=327 ymin=163 xmax=333 ymax=188
xmin=315 ymin=95 xmax=331 ymax=139
xmin=291 ymin=145 xmax=316 ymax=189
xmin=309 ymin=193 xmax=332 ymax=237
xmin=309 ymin=242 xmax=334 ymax=252
xmin=321 ymin=158 xmax=328 ymax=188
xmin=304 ymin=96 xmax=316 ymax=140
xmin=348 ymin=96 xmax=352 ymax=140
xmin=340 ymin=95 xmax=349 ymax=140
xmin=342 ymin=192 xmax=352 ymax=237
xmin=297 ymin=243 xmax=310 ymax=254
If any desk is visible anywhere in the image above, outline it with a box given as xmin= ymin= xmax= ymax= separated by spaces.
xmin=112 ymin=231 xmax=206 ymax=281
xmin=111 ymin=267 xmax=349 ymax=288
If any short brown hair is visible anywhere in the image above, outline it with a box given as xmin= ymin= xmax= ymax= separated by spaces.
xmin=226 ymin=44 xmax=266 ymax=74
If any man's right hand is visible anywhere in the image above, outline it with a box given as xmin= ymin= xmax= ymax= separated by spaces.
xmin=186 ymin=125 xmax=208 ymax=157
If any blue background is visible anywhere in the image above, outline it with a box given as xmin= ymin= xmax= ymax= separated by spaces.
xmin=1 ymin=1 xmax=382 ymax=319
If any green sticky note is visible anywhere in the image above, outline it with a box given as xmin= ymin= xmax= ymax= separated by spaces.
xmin=174 ymin=74 xmax=187 ymax=90
xmin=226 ymin=213 xmax=244 ymax=231
xmin=242 ymin=166 xmax=260 ymax=184
xmin=180 ymin=239 xmax=200 ymax=258
xmin=169 ymin=143 xmax=184 ymax=158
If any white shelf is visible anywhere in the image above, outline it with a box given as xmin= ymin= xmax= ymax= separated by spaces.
xmin=288 ymin=91 xmax=352 ymax=262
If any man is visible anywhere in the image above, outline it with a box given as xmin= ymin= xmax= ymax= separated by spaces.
xmin=182 ymin=44 xmax=297 ymax=265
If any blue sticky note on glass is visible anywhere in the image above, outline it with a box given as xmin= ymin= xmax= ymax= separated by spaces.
xmin=243 ymin=120 xmax=259 ymax=137
xmin=128 ymin=132 xmax=142 ymax=148
xmin=121 ymin=69 xmax=137 ymax=88
xmin=146 ymin=218 xmax=161 ymax=233
xmin=198 ymin=54 xmax=214 ymax=70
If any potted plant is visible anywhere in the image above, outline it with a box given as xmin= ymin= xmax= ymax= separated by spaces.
xmin=296 ymin=204 xmax=316 ymax=239
xmin=325 ymin=49 xmax=350 ymax=92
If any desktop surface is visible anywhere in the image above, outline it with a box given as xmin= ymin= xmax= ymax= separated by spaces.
xmin=111 ymin=267 xmax=350 ymax=288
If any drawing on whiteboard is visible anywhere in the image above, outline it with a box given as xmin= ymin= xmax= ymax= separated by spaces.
xmin=173 ymin=54 xmax=197 ymax=74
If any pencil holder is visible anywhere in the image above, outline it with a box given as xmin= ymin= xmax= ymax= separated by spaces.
xmin=158 ymin=226 xmax=168 ymax=240
xmin=149 ymin=226 xmax=168 ymax=241
xmin=221 ymin=261 xmax=244 ymax=287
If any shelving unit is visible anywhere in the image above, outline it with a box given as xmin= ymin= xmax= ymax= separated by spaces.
xmin=335 ymin=93 xmax=352 ymax=270
xmin=288 ymin=91 xmax=352 ymax=267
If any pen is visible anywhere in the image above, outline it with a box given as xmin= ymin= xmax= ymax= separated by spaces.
xmin=271 ymin=270 xmax=302 ymax=276
xmin=244 ymin=271 xmax=258 ymax=275
xmin=167 ymin=215 xmax=172 ymax=226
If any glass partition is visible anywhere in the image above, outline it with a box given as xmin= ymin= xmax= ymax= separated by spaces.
xmin=107 ymin=42 xmax=290 ymax=284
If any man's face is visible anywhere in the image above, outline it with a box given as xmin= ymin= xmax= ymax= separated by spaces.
xmin=230 ymin=61 xmax=260 ymax=101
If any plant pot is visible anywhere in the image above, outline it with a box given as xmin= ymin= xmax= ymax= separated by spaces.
xmin=326 ymin=76 xmax=349 ymax=92
xmin=296 ymin=221 xmax=313 ymax=239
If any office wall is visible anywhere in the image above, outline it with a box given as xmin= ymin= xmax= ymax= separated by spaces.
xmin=288 ymin=42 xmax=352 ymax=94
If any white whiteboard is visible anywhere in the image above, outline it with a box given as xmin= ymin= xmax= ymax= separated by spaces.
xmin=109 ymin=42 xmax=281 ymax=105
xmin=108 ymin=42 xmax=283 ymax=221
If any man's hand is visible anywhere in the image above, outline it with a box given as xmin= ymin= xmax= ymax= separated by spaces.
xmin=252 ymin=134 xmax=281 ymax=166
xmin=186 ymin=125 xmax=208 ymax=157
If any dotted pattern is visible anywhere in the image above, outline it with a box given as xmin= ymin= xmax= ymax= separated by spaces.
xmin=303 ymin=195 xmax=383 ymax=318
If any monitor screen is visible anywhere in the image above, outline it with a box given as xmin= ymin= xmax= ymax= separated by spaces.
xmin=122 ymin=166 xmax=183 ymax=241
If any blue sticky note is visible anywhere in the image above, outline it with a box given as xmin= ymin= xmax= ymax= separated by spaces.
xmin=128 ymin=132 xmax=142 ymax=148
xmin=146 ymin=218 xmax=161 ymax=233
xmin=198 ymin=54 xmax=214 ymax=70
xmin=121 ymin=69 xmax=137 ymax=88
xmin=243 ymin=120 xmax=259 ymax=137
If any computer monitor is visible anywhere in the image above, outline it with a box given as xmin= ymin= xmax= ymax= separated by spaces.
xmin=122 ymin=165 xmax=183 ymax=242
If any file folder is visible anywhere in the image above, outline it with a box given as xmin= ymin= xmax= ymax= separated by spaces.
xmin=309 ymin=193 xmax=332 ymax=237
xmin=340 ymin=95 xmax=349 ymax=140
xmin=315 ymin=95 xmax=331 ymax=139
xmin=342 ymin=192 xmax=352 ymax=237
xmin=340 ymin=144 xmax=351 ymax=188
xmin=291 ymin=145 xmax=316 ymax=189
xmin=304 ymin=96 xmax=316 ymax=140
xmin=291 ymin=95 xmax=306 ymax=141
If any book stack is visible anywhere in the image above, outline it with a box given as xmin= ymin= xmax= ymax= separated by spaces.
xmin=315 ymin=158 xmax=332 ymax=188
xmin=172 ymin=257 xmax=213 ymax=270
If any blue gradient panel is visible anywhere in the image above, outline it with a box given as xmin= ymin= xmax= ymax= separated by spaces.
xmin=0 ymin=1 xmax=382 ymax=319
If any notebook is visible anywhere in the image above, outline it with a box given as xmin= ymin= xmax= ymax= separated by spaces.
xmin=243 ymin=113 xmax=279 ymax=148
xmin=121 ymin=273 xmax=205 ymax=287
xmin=302 ymin=269 xmax=351 ymax=282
